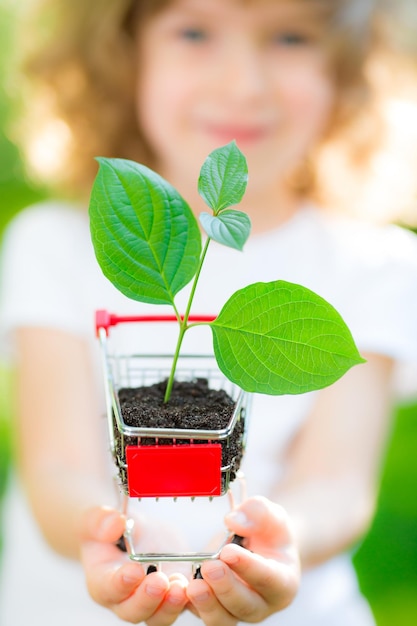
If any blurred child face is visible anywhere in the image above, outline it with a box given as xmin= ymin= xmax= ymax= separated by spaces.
xmin=135 ymin=0 xmax=335 ymax=195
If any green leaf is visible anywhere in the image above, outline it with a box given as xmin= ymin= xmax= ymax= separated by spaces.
xmin=89 ymin=158 xmax=201 ymax=305
xmin=210 ymin=280 xmax=365 ymax=395
xmin=198 ymin=141 xmax=248 ymax=212
xmin=199 ymin=210 xmax=251 ymax=251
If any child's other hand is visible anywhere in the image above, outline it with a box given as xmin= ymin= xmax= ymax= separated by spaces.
xmin=79 ymin=506 xmax=188 ymax=625
xmin=186 ymin=496 xmax=300 ymax=625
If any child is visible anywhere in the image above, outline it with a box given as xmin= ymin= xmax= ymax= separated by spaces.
xmin=1 ymin=0 xmax=417 ymax=624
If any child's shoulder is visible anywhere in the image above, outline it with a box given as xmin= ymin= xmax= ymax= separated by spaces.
xmin=0 ymin=200 xmax=91 ymax=281
xmin=4 ymin=199 xmax=86 ymax=236
xmin=307 ymin=209 xmax=417 ymax=363
xmin=311 ymin=207 xmax=417 ymax=271
xmin=2 ymin=200 xmax=89 ymax=258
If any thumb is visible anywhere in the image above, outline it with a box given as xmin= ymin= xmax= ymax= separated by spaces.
xmin=80 ymin=505 xmax=126 ymax=544
xmin=225 ymin=496 xmax=294 ymax=545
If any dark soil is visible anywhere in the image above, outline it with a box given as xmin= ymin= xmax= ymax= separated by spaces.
xmin=113 ymin=378 xmax=245 ymax=494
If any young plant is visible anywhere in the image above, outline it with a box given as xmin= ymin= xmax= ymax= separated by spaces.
xmin=89 ymin=141 xmax=364 ymax=403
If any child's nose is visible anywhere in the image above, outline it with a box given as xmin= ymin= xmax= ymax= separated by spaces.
xmin=214 ymin=42 xmax=269 ymax=103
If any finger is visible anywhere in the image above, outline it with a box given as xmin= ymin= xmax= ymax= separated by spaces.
xmin=145 ymin=578 xmax=189 ymax=626
xmin=225 ymin=496 xmax=296 ymax=552
xmin=87 ymin=560 xmax=145 ymax=607
xmin=81 ymin=535 xmax=146 ymax=608
xmin=80 ymin=506 xmax=126 ymax=554
xmin=186 ymin=577 xmax=237 ymax=626
xmin=199 ymin=556 xmax=268 ymax=622
xmin=79 ymin=506 xmax=127 ymax=573
xmin=113 ymin=570 xmax=171 ymax=623
xmin=188 ymin=496 xmax=300 ymax=622
xmin=220 ymin=543 xmax=299 ymax=612
xmin=79 ymin=506 xmax=147 ymax=607
xmin=224 ymin=496 xmax=300 ymax=607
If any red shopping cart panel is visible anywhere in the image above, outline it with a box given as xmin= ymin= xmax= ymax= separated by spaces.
xmin=126 ymin=443 xmax=222 ymax=498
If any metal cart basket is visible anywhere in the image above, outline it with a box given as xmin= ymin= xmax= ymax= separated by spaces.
xmin=95 ymin=310 xmax=251 ymax=564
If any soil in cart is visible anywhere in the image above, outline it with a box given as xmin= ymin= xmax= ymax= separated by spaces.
xmin=114 ymin=378 xmax=245 ymax=493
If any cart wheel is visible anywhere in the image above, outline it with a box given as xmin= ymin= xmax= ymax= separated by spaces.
xmin=193 ymin=566 xmax=203 ymax=579
xmin=115 ymin=535 xmax=127 ymax=552
xmin=231 ymin=534 xmax=247 ymax=548
xmin=146 ymin=564 xmax=158 ymax=575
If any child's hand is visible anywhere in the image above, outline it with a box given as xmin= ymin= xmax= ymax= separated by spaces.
xmin=79 ymin=506 xmax=188 ymax=625
xmin=186 ymin=496 xmax=300 ymax=625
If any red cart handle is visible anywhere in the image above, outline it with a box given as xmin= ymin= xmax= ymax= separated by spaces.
xmin=95 ymin=309 xmax=216 ymax=336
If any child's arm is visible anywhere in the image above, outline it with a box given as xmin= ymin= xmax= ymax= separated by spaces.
xmin=14 ymin=327 xmax=113 ymax=557
xmin=183 ymin=353 xmax=392 ymax=624
xmin=272 ymin=352 xmax=394 ymax=569
xmin=15 ymin=327 xmax=189 ymax=622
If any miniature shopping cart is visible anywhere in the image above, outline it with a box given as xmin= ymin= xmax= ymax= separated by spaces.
xmin=95 ymin=310 xmax=251 ymax=565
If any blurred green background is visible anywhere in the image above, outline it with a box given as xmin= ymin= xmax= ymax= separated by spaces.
xmin=0 ymin=3 xmax=47 ymax=226
xmin=353 ymin=401 xmax=417 ymax=626
xmin=0 ymin=0 xmax=47 ymax=552
xmin=0 ymin=3 xmax=417 ymax=624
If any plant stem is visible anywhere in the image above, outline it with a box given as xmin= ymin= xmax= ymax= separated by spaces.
xmin=164 ymin=238 xmax=211 ymax=402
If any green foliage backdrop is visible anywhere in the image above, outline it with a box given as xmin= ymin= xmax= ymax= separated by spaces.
xmin=0 ymin=3 xmax=46 ymax=231
xmin=354 ymin=402 xmax=417 ymax=626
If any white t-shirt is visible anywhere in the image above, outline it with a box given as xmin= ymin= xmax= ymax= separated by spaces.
xmin=1 ymin=201 xmax=417 ymax=626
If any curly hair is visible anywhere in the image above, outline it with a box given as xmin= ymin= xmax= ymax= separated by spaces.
xmin=10 ymin=0 xmax=403 ymax=200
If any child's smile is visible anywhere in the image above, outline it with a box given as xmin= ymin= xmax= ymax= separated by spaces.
xmin=198 ymin=120 xmax=274 ymax=148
